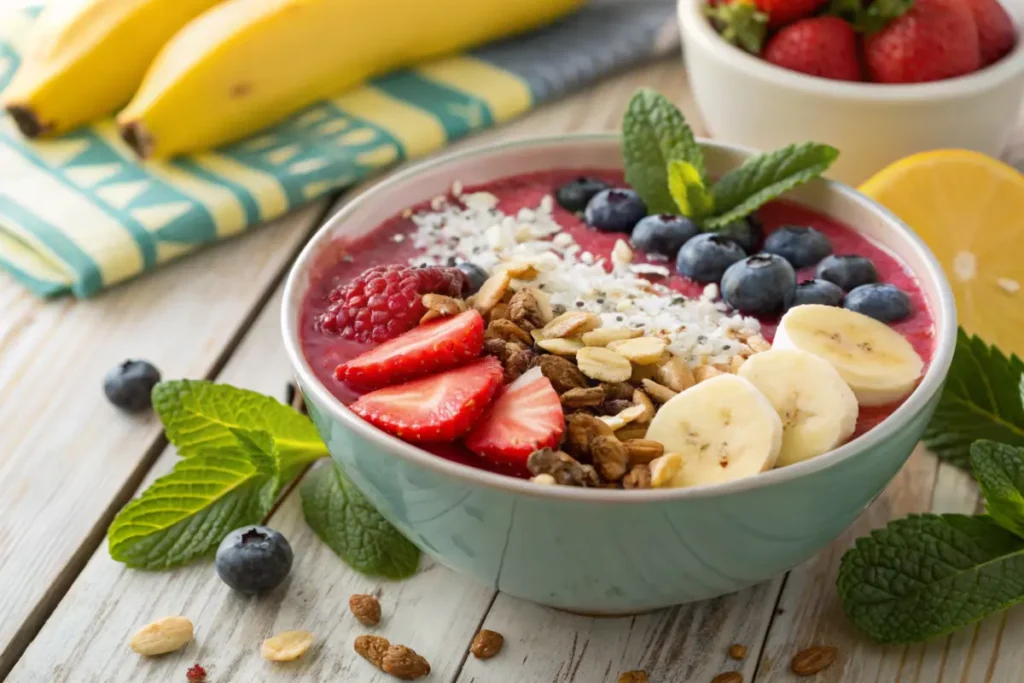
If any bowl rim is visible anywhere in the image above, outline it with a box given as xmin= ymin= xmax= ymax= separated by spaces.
xmin=677 ymin=0 xmax=1024 ymax=103
xmin=281 ymin=132 xmax=958 ymax=504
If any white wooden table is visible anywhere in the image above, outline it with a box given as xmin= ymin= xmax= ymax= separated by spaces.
xmin=2 ymin=59 xmax=1023 ymax=683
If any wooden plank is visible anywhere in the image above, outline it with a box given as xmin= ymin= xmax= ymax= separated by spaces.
xmin=7 ymin=289 xmax=497 ymax=683
xmin=0 ymin=200 xmax=329 ymax=677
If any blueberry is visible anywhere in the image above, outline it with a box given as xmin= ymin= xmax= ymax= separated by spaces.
xmin=103 ymin=360 xmax=161 ymax=412
xmin=844 ymin=283 xmax=912 ymax=323
xmin=455 ymin=262 xmax=488 ymax=295
xmin=816 ymin=254 xmax=878 ymax=290
xmin=584 ymin=188 xmax=647 ymax=233
xmin=215 ymin=526 xmax=293 ymax=595
xmin=719 ymin=215 xmax=763 ymax=253
xmin=721 ymin=254 xmax=797 ymax=315
xmin=631 ymin=214 xmax=700 ymax=257
xmin=675 ymin=233 xmax=747 ymax=283
xmin=555 ymin=176 xmax=611 ymax=213
xmin=762 ymin=226 xmax=832 ymax=269
xmin=791 ymin=279 xmax=845 ymax=308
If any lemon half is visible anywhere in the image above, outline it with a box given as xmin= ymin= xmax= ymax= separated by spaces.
xmin=860 ymin=150 xmax=1024 ymax=357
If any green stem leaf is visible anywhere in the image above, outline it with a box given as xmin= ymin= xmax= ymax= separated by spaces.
xmin=838 ymin=514 xmax=1024 ymax=643
xmin=300 ymin=462 xmax=420 ymax=579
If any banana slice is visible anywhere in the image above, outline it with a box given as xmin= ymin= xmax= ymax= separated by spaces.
xmin=773 ymin=304 xmax=924 ymax=406
xmin=737 ymin=349 xmax=858 ymax=467
xmin=645 ymin=374 xmax=782 ymax=487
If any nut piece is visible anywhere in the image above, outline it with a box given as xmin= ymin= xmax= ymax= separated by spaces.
xmin=565 ymin=413 xmax=615 ymax=457
xmin=711 ymin=673 xmax=743 ymax=683
xmin=542 ymin=311 xmax=602 ymax=339
xmin=483 ymin=337 xmax=513 ymax=360
xmin=600 ymin=399 xmax=635 ymax=416
xmin=607 ymin=337 xmax=669 ymax=365
xmin=729 ymin=644 xmax=747 ymax=660
xmin=576 ymin=347 xmax=632 ymax=383
xmin=354 ymin=634 xmax=390 ymax=668
xmin=617 ymin=671 xmax=648 ymax=683
xmin=656 ymin=355 xmax=696 ymax=392
xmin=747 ymin=333 xmax=771 ymax=353
xmin=473 ymin=271 xmax=511 ymax=314
xmin=487 ymin=319 xmax=533 ymax=346
xmin=129 ymin=616 xmax=194 ymax=656
xmin=622 ymin=464 xmax=652 ymax=489
xmin=422 ymin=293 xmax=464 ymax=316
xmin=649 ymin=452 xmax=684 ymax=488
xmin=695 ymin=365 xmax=725 ymax=383
xmin=261 ymin=630 xmax=314 ymax=662
xmin=383 ymin=644 xmax=432 ymax=680
xmin=641 ymin=378 xmax=679 ymax=404
xmin=632 ymin=389 xmax=655 ymax=423
xmin=537 ymin=337 xmax=584 ymax=357
xmin=470 ymin=629 xmax=504 ymax=659
xmin=590 ymin=435 xmax=630 ymax=481
xmin=561 ymin=386 xmax=606 ymax=409
xmin=533 ymin=355 xmax=588 ymax=393
xmin=624 ymin=439 xmax=664 ymax=465
xmin=488 ymin=302 xmax=510 ymax=323
xmin=582 ymin=327 xmax=643 ymax=347
xmin=527 ymin=448 xmax=600 ymax=487
xmin=504 ymin=348 xmax=537 ymax=383
xmin=508 ymin=288 xmax=552 ymax=331
xmin=791 ymin=646 xmax=838 ymax=676
xmin=602 ymin=381 xmax=636 ymax=401
xmin=615 ymin=424 xmax=649 ymax=441
xmin=349 ymin=593 xmax=381 ymax=626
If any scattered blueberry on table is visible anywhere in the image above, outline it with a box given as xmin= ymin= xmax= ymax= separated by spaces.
xmin=555 ymin=176 xmax=611 ymax=213
xmin=816 ymin=254 xmax=879 ymax=290
xmin=103 ymin=360 xmax=161 ymax=412
xmin=630 ymin=214 xmax=699 ymax=257
xmin=676 ymin=233 xmax=746 ymax=283
xmin=844 ymin=283 xmax=912 ymax=322
xmin=791 ymin=279 xmax=845 ymax=308
xmin=762 ymin=225 xmax=832 ymax=268
xmin=584 ymin=188 xmax=647 ymax=233
xmin=215 ymin=526 xmax=294 ymax=595
xmin=721 ymin=253 xmax=797 ymax=315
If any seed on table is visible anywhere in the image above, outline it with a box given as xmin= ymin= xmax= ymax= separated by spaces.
xmin=470 ymin=629 xmax=505 ymax=659
xmin=129 ymin=616 xmax=193 ymax=656
xmin=261 ymin=630 xmax=314 ymax=662
xmin=617 ymin=670 xmax=648 ymax=683
xmin=729 ymin=643 xmax=747 ymax=660
xmin=711 ymin=672 xmax=743 ymax=683
xmin=791 ymin=645 xmax=838 ymax=676
xmin=349 ymin=593 xmax=381 ymax=626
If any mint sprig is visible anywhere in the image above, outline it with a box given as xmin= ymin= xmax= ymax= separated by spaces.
xmin=620 ymin=89 xmax=838 ymax=228
xmin=108 ymin=432 xmax=280 ymax=569
xmin=108 ymin=380 xmax=421 ymax=580
xmin=972 ymin=441 xmax=1024 ymax=539
xmin=301 ymin=461 xmax=421 ymax=579
xmin=922 ymin=330 xmax=1024 ymax=468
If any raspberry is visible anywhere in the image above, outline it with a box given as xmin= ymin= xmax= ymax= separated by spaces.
xmin=186 ymin=664 xmax=207 ymax=682
xmin=317 ymin=265 xmax=466 ymax=344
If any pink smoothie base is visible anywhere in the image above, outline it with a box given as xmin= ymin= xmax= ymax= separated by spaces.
xmin=300 ymin=170 xmax=936 ymax=476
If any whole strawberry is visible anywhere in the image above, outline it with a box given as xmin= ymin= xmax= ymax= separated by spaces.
xmin=963 ymin=0 xmax=1016 ymax=65
xmin=764 ymin=17 xmax=863 ymax=81
xmin=705 ymin=0 xmax=828 ymax=53
xmin=755 ymin=0 xmax=829 ymax=26
xmin=864 ymin=0 xmax=981 ymax=83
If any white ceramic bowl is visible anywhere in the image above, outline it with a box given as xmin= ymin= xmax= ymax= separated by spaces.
xmin=677 ymin=0 xmax=1024 ymax=184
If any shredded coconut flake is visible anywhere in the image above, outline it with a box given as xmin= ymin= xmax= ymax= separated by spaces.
xmin=407 ymin=193 xmax=759 ymax=366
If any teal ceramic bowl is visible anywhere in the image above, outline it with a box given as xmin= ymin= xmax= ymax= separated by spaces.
xmin=281 ymin=134 xmax=956 ymax=613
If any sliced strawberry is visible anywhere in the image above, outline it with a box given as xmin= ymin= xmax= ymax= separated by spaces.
xmin=464 ymin=367 xmax=565 ymax=469
xmin=350 ymin=356 xmax=503 ymax=442
xmin=337 ymin=309 xmax=485 ymax=389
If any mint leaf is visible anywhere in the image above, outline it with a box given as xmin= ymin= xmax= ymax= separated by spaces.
xmin=838 ymin=513 xmax=1024 ymax=643
xmin=668 ymin=160 xmax=714 ymax=219
xmin=153 ymin=380 xmax=327 ymax=481
xmin=108 ymin=431 xmax=279 ymax=569
xmin=301 ymin=462 xmax=420 ymax=579
xmin=971 ymin=441 xmax=1024 ymax=538
xmin=923 ymin=330 xmax=1024 ymax=468
xmin=705 ymin=143 xmax=839 ymax=230
xmin=622 ymin=88 xmax=707 ymax=214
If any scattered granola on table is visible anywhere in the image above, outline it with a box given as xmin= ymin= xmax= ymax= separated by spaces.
xmin=349 ymin=593 xmax=382 ymax=626
xmin=261 ymin=630 xmax=314 ymax=662
xmin=616 ymin=670 xmax=648 ymax=683
xmin=355 ymin=635 xmax=431 ymax=680
xmin=729 ymin=643 xmax=747 ymax=660
xmin=470 ymin=629 xmax=505 ymax=659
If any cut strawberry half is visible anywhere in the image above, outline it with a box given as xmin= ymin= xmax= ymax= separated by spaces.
xmin=337 ymin=309 xmax=485 ymax=389
xmin=350 ymin=356 xmax=503 ymax=442
xmin=464 ymin=367 xmax=566 ymax=469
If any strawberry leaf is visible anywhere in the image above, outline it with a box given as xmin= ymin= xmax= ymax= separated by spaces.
xmin=923 ymin=330 xmax=1024 ymax=468
xmin=828 ymin=0 xmax=913 ymax=33
xmin=705 ymin=142 xmax=838 ymax=230
xmin=704 ymin=1 xmax=769 ymax=54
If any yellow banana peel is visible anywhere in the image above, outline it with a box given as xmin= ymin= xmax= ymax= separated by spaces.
xmin=3 ymin=0 xmax=224 ymax=137
xmin=117 ymin=0 xmax=584 ymax=158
